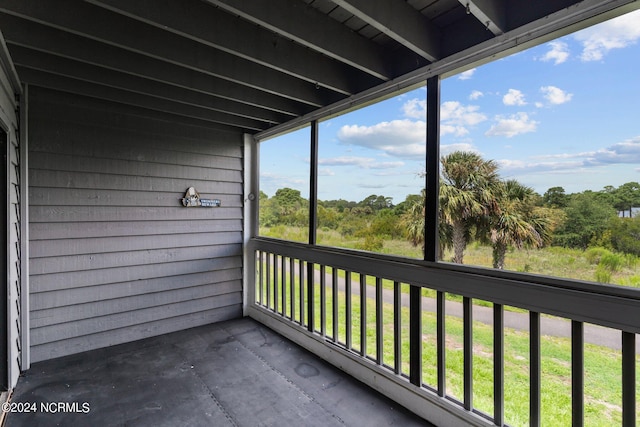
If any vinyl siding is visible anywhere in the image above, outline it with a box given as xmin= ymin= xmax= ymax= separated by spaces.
xmin=28 ymin=87 xmax=244 ymax=363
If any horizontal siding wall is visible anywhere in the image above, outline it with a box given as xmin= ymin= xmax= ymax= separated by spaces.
xmin=28 ymin=87 xmax=244 ymax=363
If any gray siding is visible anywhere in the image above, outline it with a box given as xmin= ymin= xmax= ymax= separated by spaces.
xmin=29 ymin=87 xmax=244 ymax=363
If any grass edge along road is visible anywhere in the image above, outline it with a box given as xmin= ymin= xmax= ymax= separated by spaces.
xmin=256 ymin=268 xmax=640 ymax=427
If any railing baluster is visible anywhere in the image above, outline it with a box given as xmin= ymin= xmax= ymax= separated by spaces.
xmin=258 ymin=251 xmax=264 ymax=305
xmin=299 ymin=259 xmax=305 ymax=326
xmin=530 ymin=311 xmax=541 ymax=427
xmin=320 ymin=265 xmax=326 ymax=336
xmin=266 ymin=253 xmax=271 ymax=310
xmin=622 ymin=331 xmax=636 ymax=427
xmin=332 ymin=268 xmax=338 ymax=342
xmin=376 ymin=277 xmax=383 ymax=365
xmin=346 ymin=271 xmax=352 ymax=350
xmin=494 ymin=303 xmax=504 ymax=426
xmin=289 ymin=257 xmax=294 ymax=320
xmin=273 ymin=254 xmax=279 ymax=313
xmin=281 ymin=256 xmax=286 ymax=316
xmin=464 ymin=296 xmax=473 ymax=411
xmin=571 ymin=320 xmax=584 ymax=427
xmin=437 ymin=291 xmax=445 ymax=397
xmin=409 ymin=285 xmax=422 ymax=387
xmin=307 ymin=262 xmax=315 ymax=332
xmin=360 ymin=273 xmax=367 ymax=357
xmin=394 ymin=281 xmax=401 ymax=374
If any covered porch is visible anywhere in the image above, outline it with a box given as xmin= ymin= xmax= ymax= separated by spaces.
xmin=0 ymin=1 xmax=639 ymax=426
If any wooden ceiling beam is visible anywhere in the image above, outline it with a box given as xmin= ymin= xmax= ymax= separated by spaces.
xmin=331 ymin=0 xmax=441 ymax=61
xmin=0 ymin=14 xmax=313 ymax=117
xmin=19 ymin=67 xmax=269 ymax=132
xmin=85 ymin=0 xmax=383 ymax=94
xmin=10 ymin=46 xmax=290 ymax=125
xmin=0 ymin=0 xmax=341 ymax=107
xmin=458 ymin=0 xmax=507 ymax=35
xmin=204 ymin=0 xmax=397 ymax=80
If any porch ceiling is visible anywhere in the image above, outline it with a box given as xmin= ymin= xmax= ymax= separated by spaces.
xmin=0 ymin=0 xmax=633 ymax=135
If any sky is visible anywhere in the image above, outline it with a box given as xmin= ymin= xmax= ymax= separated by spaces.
xmin=260 ymin=9 xmax=640 ymax=204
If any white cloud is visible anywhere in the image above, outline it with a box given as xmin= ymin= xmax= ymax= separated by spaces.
xmin=503 ymin=89 xmax=527 ymax=106
xmin=498 ymin=136 xmax=640 ymax=174
xmin=485 ymin=113 xmax=538 ymax=138
xmin=441 ymin=143 xmax=479 ymax=156
xmin=441 ymin=125 xmax=469 ymax=137
xmin=441 ymin=102 xmax=486 ymax=125
xmin=535 ymin=102 xmax=544 ymax=108
xmin=497 ymin=158 xmax=586 ymax=175
xmin=260 ymin=172 xmax=307 ymax=196
xmin=539 ymin=41 xmax=570 ymax=64
xmin=318 ymin=156 xmax=372 ymax=167
xmin=440 ymin=101 xmax=487 ymax=137
xmin=574 ymin=9 xmax=640 ymax=61
xmin=318 ymin=168 xmax=335 ymax=176
xmin=371 ymin=161 xmax=406 ymax=169
xmin=458 ymin=69 xmax=476 ymax=80
xmin=587 ymin=136 xmax=640 ymax=165
xmin=337 ymin=119 xmax=426 ymax=158
xmin=540 ymin=86 xmax=573 ymax=105
xmin=469 ymin=90 xmax=484 ymax=100
xmin=318 ymin=156 xmax=404 ymax=169
xmin=359 ymin=183 xmax=388 ymax=189
xmin=402 ymin=98 xmax=426 ymax=119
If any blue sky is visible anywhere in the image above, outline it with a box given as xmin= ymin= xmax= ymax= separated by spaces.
xmin=260 ymin=9 xmax=640 ymax=204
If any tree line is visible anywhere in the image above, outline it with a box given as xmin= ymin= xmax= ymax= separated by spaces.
xmin=259 ymin=151 xmax=640 ymax=268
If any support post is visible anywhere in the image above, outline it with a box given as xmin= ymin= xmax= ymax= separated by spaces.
xmin=409 ymin=285 xmax=422 ymax=387
xmin=425 ymin=76 xmax=440 ymax=262
xmin=571 ymin=320 xmax=584 ymax=427
xmin=622 ymin=331 xmax=636 ymax=427
xmin=307 ymin=121 xmax=318 ymax=332
xmin=243 ymin=133 xmax=258 ymax=316
xmin=19 ymin=84 xmax=29 ymax=372
xmin=530 ymin=312 xmax=541 ymax=427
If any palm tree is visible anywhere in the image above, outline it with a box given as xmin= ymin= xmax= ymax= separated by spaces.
xmin=401 ymin=190 xmax=425 ymax=248
xmin=440 ymin=151 xmax=500 ymax=264
xmin=487 ymin=180 xmax=552 ymax=269
xmin=400 ymin=189 xmax=451 ymax=259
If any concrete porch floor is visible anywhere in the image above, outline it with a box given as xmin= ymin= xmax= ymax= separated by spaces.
xmin=3 ymin=318 xmax=431 ymax=426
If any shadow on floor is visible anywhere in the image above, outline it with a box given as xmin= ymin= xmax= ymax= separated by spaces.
xmin=4 ymin=317 xmax=432 ymax=426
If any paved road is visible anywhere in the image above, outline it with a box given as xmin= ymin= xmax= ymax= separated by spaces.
xmin=310 ymin=269 xmax=640 ymax=352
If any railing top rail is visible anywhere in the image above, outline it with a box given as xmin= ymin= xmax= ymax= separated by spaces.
xmin=251 ymin=237 xmax=640 ymax=333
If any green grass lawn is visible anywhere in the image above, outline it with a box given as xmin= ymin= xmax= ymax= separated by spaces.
xmin=255 ymin=257 xmax=640 ymax=427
